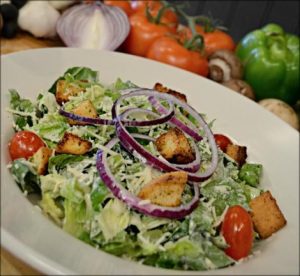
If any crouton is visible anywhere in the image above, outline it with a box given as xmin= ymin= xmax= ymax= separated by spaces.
xmin=32 ymin=147 xmax=53 ymax=175
xmin=225 ymin=144 xmax=247 ymax=166
xmin=155 ymin=128 xmax=195 ymax=164
xmin=249 ymin=191 xmax=287 ymax=239
xmin=138 ymin=171 xmax=188 ymax=207
xmin=56 ymin=132 xmax=92 ymax=155
xmin=55 ymin=80 xmax=86 ymax=105
xmin=68 ymin=100 xmax=98 ymax=125
xmin=154 ymin=82 xmax=187 ymax=103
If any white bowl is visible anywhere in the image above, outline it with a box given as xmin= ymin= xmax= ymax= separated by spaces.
xmin=1 ymin=48 xmax=299 ymax=275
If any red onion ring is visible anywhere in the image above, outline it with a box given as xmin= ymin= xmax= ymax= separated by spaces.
xmin=112 ymin=89 xmax=218 ymax=182
xmin=120 ymin=120 xmax=201 ymax=174
xmin=96 ymin=137 xmax=199 ymax=219
xmin=59 ymin=108 xmax=115 ymax=125
xmin=59 ymin=103 xmax=174 ymax=127
xmin=149 ymin=96 xmax=203 ymax=142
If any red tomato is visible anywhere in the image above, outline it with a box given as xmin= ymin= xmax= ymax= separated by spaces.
xmin=8 ymin=131 xmax=45 ymax=160
xmin=122 ymin=12 xmax=176 ymax=57
xmin=146 ymin=36 xmax=209 ymax=77
xmin=130 ymin=0 xmax=178 ymax=28
xmin=179 ymin=25 xmax=235 ymax=56
xmin=214 ymin=134 xmax=232 ymax=152
xmin=221 ymin=205 xmax=254 ymax=260
xmin=104 ymin=1 xmax=133 ymax=16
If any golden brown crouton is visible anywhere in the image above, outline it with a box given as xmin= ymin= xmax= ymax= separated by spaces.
xmin=154 ymin=82 xmax=187 ymax=103
xmin=138 ymin=171 xmax=188 ymax=207
xmin=32 ymin=147 xmax=53 ymax=175
xmin=226 ymin=144 xmax=247 ymax=166
xmin=155 ymin=128 xmax=195 ymax=164
xmin=249 ymin=191 xmax=287 ymax=239
xmin=56 ymin=132 xmax=92 ymax=155
xmin=68 ymin=100 xmax=98 ymax=125
xmin=56 ymin=80 xmax=86 ymax=105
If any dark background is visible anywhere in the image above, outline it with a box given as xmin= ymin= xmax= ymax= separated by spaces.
xmin=173 ymin=0 xmax=299 ymax=42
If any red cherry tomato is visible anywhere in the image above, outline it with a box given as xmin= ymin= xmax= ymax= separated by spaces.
xmin=221 ymin=205 xmax=254 ymax=260
xmin=8 ymin=131 xmax=45 ymax=160
xmin=214 ymin=134 xmax=232 ymax=152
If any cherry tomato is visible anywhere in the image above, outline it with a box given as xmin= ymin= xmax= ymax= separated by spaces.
xmin=214 ymin=134 xmax=232 ymax=152
xmin=104 ymin=1 xmax=133 ymax=16
xmin=179 ymin=25 xmax=235 ymax=56
xmin=146 ymin=36 xmax=209 ymax=77
xmin=8 ymin=131 xmax=45 ymax=160
xmin=122 ymin=12 xmax=176 ymax=57
xmin=221 ymin=205 xmax=254 ymax=260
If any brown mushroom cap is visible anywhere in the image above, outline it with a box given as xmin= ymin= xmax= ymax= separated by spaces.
xmin=222 ymin=79 xmax=255 ymax=100
xmin=208 ymin=50 xmax=243 ymax=82
xmin=259 ymin=99 xmax=299 ymax=130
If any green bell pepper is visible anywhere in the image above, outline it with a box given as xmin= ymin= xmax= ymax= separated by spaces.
xmin=236 ymin=23 xmax=299 ymax=105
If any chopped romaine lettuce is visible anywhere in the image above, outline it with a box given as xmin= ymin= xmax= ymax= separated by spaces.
xmin=239 ymin=163 xmax=263 ymax=187
xmin=7 ymin=66 xmax=265 ymax=272
xmin=48 ymin=67 xmax=99 ymax=93
xmin=9 ymin=159 xmax=40 ymax=193
xmin=8 ymin=89 xmax=37 ymax=130
xmin=97 ymin=199 xmax=130 ymax=241
xmin=48 ymin=154 xmax=85 ymax=173
xmin=39 ymin=193 xmax=64 ymax=225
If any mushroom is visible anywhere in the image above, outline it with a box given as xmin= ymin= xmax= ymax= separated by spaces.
xmin=259 ymin=98 xmax=299 ymax=130
xmin=222 ymin=79 xmax=255 ymax=100
xmin=208 ymin=50 xmax=243 ymax=82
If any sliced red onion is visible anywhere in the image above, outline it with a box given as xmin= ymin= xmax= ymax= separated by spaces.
xmin=119 ymin=127 xmax=201 ymax=174
xmin=59 ymin=108 xmax=115 ymax=125
xmin=56 ymin=2 xmax=130 ymax=50
xmin=112 ymin=89 xmax=218 ymax=182
xmin=59 ymin=105 xmax=174 ymax=127
xmin=96 ymin=137 xmax=199 ymax=219
xmin=118 ymin=107 xmax=175 ymax=127
xmin=149 ymin=96 xmax=203 ymax=142
xmin=119 ymin=87 xmax=142 ymax=95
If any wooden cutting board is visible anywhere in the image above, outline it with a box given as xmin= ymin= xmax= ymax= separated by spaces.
xmin=1 ymin=31 xmax=64 ymax=55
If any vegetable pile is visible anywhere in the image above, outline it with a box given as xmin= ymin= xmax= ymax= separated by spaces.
xmin=105 ymin=1 xmax=300 ymax=130
xmin=6 ymin=66 xmax=287 ymax=271
xmin=2 ymin=1 xmax=299 ymax=130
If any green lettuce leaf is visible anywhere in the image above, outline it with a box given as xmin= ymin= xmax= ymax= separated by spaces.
xmin=100 ymin=231 xmax=142 ymax=257
xmin=90 ymin=181 xmax=110 ymax=212
xmin=39 ymin=192 xmax=64 ymax=225
xmin=144 ymin=238 xmax=233 ymax=270
xmin=10 ymin=159 xmax=40 ymax=193
xmin=63 ymin=199 xmax=87 ymax=237
xmin=97 ymin=199 xmax=130 ymax=241
xmin=30 ymin=113 xmax=68 ymax=145
xmin=48 ymin=154 xmax=85 ymax=173
xmin=239 ymin=163 xmax=263 ymax=187
xmin=201 ymin=178 xmax=249 ymax=216
xmin=9 ymin=89 xmax=36 ymax=130
xmin=48 ymin=67 xmax=99 ymax=93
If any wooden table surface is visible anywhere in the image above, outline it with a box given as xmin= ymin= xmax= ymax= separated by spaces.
xmin=1 ymin=32 xmax=63 ymax=55
xmin=1 ymin=31 xmax=63 ymax=276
